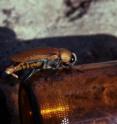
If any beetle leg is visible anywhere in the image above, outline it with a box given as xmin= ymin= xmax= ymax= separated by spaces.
xmin=25 ymin=69 xmax=35 ymax=79
xmin=41 ymin=59 xmax=48 ymax=69
xmin=23 ymin=69 xmax=41 ymax=80
xmin=47 ymin=59 xmax=61 ymax=69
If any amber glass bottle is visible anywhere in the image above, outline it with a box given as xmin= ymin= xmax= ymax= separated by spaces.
xmin=19 ymin=65 xmax=117 ymax=124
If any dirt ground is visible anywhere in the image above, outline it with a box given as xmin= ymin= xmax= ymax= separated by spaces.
xmin=0 ymin=0 xmax=117 ymax=39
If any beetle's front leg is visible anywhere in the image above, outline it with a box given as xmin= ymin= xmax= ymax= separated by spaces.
xmin=47 ymin=59 xmax=61 ymax=69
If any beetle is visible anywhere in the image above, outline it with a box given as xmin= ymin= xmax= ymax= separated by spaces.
xmin=5 ymin=48 xmax=77 ymax=79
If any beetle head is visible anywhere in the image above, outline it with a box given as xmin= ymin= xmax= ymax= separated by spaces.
xmin=60 ymin=49 xmax=77 ymax=67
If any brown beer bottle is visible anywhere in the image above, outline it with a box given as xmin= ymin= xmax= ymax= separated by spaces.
xmin=18 ymin=62 xmax=117 ymax=124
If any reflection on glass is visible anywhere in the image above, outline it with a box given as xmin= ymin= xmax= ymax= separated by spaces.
xmin=61 ymin=117 xmax=69 ymax=124
xmin=41 ymin=105 xmax=69 ymax=119
xmin=32 ymin=66 xmax=117 ymax=124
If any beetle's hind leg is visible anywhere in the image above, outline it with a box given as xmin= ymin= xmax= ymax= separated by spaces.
xmin=21 ymin=68 xmax=41 ymax=80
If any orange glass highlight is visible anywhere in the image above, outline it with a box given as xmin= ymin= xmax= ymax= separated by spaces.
xmin=41 ymin=105 xmax=70 ymax=119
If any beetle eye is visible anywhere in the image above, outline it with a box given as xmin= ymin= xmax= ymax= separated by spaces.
xmin=69 ymin=53 xmax=77 ymax=65
xmin=62 ymin=52 xmax=77 ymax=68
